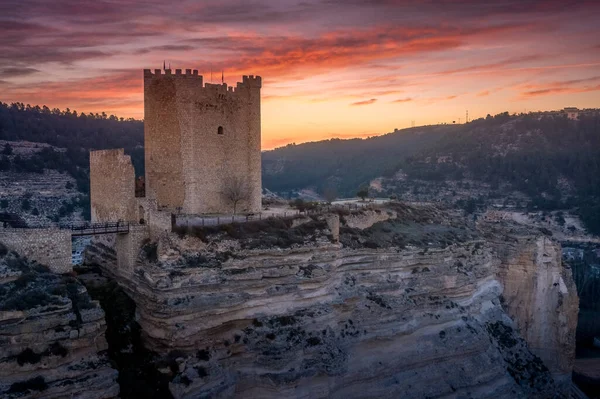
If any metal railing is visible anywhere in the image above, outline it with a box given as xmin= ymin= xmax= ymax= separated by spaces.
xmin=69 ymin=222 xmax=130 ymax=237
xmin=2 ymin=200 xmax=389 ymax=233
xmin=174 ymin=202 xmax=382 ymax=228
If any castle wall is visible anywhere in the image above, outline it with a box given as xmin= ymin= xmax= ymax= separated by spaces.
xmin=136 ymin=197 xmax=173 ymax=239
xmin=143 ymin=74 xmax=185 ymax=209
xmin=90 ymin=149 xmax=137 ymax=223
xmin=0 ymin=228 xmax=72 ymax=273
xmin=144 ymin=69 xmax=262 ymax=215
xmin=115 ymin=225 xmax=149 ymax=272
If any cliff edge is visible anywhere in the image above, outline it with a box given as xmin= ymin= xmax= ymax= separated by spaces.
xmin=85 ymin=204 xmax=579 ymax=398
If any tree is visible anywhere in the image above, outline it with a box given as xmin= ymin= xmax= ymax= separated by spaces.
xmin=0 ymin=199 xmax=8 ymax=209
xmin=555 ymin=211 xmax=566 ymax=227
xmin=291 ymin=198 xmax=306 ymax=212
xmin=2 ymin=143 xmax=13 ymax=156
xmin=21 ymin=198 xmax=31 ymax=212
xmin=323 ymin=186 xmax=338 ymax=204
xmin=357 ymin=188 xmax=369 ymax=201
xmin=222 ymin=176 xmax=250 ymax=215
xmin=463 ymin=199 xmax=477 ymax=214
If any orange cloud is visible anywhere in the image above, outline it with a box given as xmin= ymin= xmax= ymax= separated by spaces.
xmin=351 ymin=98 xmax=377 ymax=106
xmin=392 ymin=97 xmax=412 ymax=103
xmin=520 ymin=85 xmax=600 ymax=98
xmin=517 ymin=76 xmax=600 ymax=98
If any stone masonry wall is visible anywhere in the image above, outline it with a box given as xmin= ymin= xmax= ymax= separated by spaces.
xmin=0 ymin=228 xmax=72 ymax=273
xmin=116 ymin=225 xmax=149 ymax=272
xmin=144 ymin=69 xmax=262 ymax=215
xmin=90 ymin=149 xmax=137 ymax=223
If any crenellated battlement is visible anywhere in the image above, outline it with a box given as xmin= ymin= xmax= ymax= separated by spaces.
xmin=90 ymin=148 xmax=127 ymax=159
xmin=240 ymin=75 xmax=262 ymax=88
xmin=143 ymin=69 xmax=261 ymax=92
xmin=144 ymin=68 xmax=201 ymax=78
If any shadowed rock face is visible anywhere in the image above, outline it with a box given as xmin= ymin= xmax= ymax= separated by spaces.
xmin=86 ymin=205 xmax=578 ymax=399
xmin=491 ymin=233 xmax=579 ymax=390
xmin=0 ymin=244 xmax=119 ymax=399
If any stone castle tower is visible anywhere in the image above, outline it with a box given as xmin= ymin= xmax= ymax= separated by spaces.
xmin=143 ymin=68 xmax=262 ymax=214
xmin=89 ymin=69 xmax=262 ymax=225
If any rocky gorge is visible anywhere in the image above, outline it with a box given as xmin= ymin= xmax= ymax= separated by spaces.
xmin=0 ymin=244 xmax=119 ymax=398
xmin=78 ymin=204 xmax=581 ymax=398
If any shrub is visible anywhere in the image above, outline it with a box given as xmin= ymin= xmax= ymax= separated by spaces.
xmin=16 ymin=348 xmax=42 ymax=366
xmin=292 ymin=198 xmax=306 ymax=211
xmin=195 ymin=366 xmax=208 ymax=377
xmin=2 ymin=289 xmax=59 ymax=311
xmin=357 ymin=189 xmax=369 ymax=201
xmin=21 ymin=198 xmax=31 ymax=211
xmin=141 ymin=242 xmax=158 ymax=262
xmin=196 ymin=349 xmax=210 ymax=361
xmin=8 ymin=376 xmax=48 ymax=393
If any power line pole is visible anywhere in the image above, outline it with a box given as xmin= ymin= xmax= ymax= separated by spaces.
xmin=466 ymin=110 xmax=469 ymax=123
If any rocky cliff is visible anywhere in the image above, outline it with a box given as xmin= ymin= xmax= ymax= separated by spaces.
xmin=0 ymin=243 xmax=119 ymax=398
xmin=85 ymin=204 xmax=580 ymax=398
xmin=483 ymin=225 xmax=579 ymax=390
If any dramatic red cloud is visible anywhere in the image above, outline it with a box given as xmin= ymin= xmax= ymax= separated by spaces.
xmin=212 ymin=23 xmax=536 ymax=81
xmin=1 ymin=0 xmax=599 ymax=147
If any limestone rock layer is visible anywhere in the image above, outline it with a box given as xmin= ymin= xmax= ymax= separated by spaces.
xmin=0 ymin=246 xmax=119 ymax=399
xmin=86 ymin=207 xmax=579 ymax=398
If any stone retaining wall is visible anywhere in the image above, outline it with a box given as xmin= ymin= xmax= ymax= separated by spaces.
xmin=0 ymin=228 xmax=72 ymax=273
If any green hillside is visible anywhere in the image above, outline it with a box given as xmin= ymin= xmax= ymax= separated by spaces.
xmin=263 ymin=112 xmax=600 ymax=234
xmin=262 ymin=125 xmax=455 ymax=196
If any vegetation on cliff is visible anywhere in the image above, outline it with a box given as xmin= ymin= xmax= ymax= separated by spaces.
xmin=263 ymin=112 xmax=600 ymax=234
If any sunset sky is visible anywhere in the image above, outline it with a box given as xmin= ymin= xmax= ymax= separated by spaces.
xmin=1 ymin=0 xmax=599 ymax=149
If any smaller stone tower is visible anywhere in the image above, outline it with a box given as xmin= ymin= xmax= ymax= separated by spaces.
xmin=89 ymin=149 xmax=136 ymax=222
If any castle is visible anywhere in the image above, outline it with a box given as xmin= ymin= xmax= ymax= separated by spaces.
xmin=90 ymin=68 xmax=262 ymax=225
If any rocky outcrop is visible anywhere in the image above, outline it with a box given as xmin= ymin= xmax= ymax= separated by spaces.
xmin=0 ymin=244 xmax=119 ymax=398
xmin=87 ymin=205 xmax=579 ymax=398
xmin=483 ymin=224 xmax=580 ymax=390
xmin=342 ymin=208 xmax=395 ymax=229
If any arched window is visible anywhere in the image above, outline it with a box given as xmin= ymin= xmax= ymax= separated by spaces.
xmin=217 ymin=126 xmax=224 ymax=135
